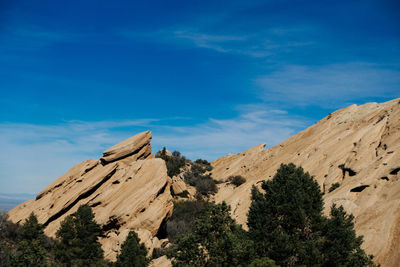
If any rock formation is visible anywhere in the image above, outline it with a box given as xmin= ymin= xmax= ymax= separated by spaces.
xmin=8 ymin=131 xmax=173 ymax=261
xmin=7 ymin=99 xmax=400 ymax=266
xmin=211 ymin=98 xmax=400 ymax=267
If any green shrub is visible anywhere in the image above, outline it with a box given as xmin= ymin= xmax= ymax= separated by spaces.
xmin=166 ymin=200 xmax=209 ymax=243
xmin=183 ymin=162 xmax=218 ymax=197
xmin=195 ymin=178 xmax=217 ymax=196
xmin=228 ymin=175 xmax=246 ymax=187
xmin=328 ymin=182 xmax=340 ymax=192
xmin=167 ymin=202 xmax=255 ymax=266
xmin=156 ymin=148 xmax=187 ymax=177
xmin=194 ymin=159 xmax=211 ymax=165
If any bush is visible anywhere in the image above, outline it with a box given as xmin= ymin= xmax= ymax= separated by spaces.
xmin=328 ymin=182 xmax=340 ymax=192
xmin=228 ymin=175 xmax=246 ymax=187
xmin=167 ymin=202 xmax=255 ymax=266
xmin=156 ymin=148 xmax=187 ymax=177
xmin=183 ymin=162 xmax=218 ymax=197
xmin=184 ymin=172 xmax=217 ymax=197
xmin=166 ymin=200 xmax=209 ymax=243
xmin=195 ymin=178 xmax=217 ymax=196
xmin=194 ymin=159 xmax=210 ymax=165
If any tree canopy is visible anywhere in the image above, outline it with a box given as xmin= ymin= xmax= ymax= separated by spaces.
xmin=168 ymin=202 xmax=256 ymax=267
xmin=55 ymin=205 xmax=104 ymax=266
xmin=248 ymin=163 xmax=376 ymax=266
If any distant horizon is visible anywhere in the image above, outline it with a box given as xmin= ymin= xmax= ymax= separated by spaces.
xmin=1 ymin=0 xmax=399 ymax=194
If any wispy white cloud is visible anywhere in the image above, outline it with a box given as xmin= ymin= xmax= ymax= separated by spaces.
xmin=118 ymin=26 xmax=314 ymax=58
xmin=0 ymin=119 xmax=156 ymax=194
xmin=152 ymin=105 xmax=307 ymax=160
xmin=256 ymin=62 xmax=400 ymax=107
xmin=0 ymin=109 xmax=307 ymax=194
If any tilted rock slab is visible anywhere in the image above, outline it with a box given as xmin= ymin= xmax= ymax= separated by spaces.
xmin=211 ymin=98 xmax=400 ymax=267
xmin=8 ymin=131 xmax=173 ymax=261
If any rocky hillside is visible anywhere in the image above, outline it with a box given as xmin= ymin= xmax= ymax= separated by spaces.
xmin=211 ymin=98 xmax=400 ymax=267
xmin=8 ymin=98 xmax=400 ymax=266
xmin=8 ymin=131 xmax=173 ymax=261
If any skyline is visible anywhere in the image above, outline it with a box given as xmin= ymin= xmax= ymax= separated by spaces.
xmin=1 ymin=0 xmax=399 ymax=194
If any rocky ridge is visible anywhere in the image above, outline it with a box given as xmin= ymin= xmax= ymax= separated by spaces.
xmin=8 ymin=98 xmax=400 ymax=266
xmin=211 ymin=98 xmax=400 ymax=267
xmin=8 ymin=131 xmax=173 ymax=262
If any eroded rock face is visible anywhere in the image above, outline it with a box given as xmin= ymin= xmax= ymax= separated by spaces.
xmin=8 ymin=131 xmax=173 ymax=261
xmin=100 ymin=130 xmax=153 ymax=164
xmin=211 ymin=98 xmax=400 ymax=267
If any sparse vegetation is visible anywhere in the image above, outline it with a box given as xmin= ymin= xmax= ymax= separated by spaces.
xmin=194 ymin=159 xmax=211 ymax=166
xmin=156 ymin=148 xmax=218 ymax=197
xmin=166 ymin=200 xmax=209 ymax=243
xmin=184 ymin=162 xmax=217 ymax=197
xmin=329 ymin=182 xmax=341 ymax=192
xmin=156 ymin=147 xmax=187 ymax=177
xmin=227 ymin=175 xmax=247 ymax=187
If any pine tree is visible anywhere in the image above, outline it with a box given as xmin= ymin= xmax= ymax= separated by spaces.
xmin=322 ymin=204 xmax=376 ymax=266
xmin=169 ymin=202 xmax=255 ymax=267
xmin=248 ymin=163 xmax=325 ymax=265
xmin=116 ymin=230 xmax=148 ymax=267
xmin=55 ymin=205 xmax=104 ymax=266
xmin=11 ymin=212 xmax=48 ymax=267
xmin=248 ymin=163 xmax=377 ymax=266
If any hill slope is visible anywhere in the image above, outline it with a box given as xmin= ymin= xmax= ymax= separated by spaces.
xmin=8 ymin=131 xmax=173 ymax=261
xmin=211 ymin=98 xmax=400 ymax=266
xmin=8 ymin=99 xmax=400 ymax=266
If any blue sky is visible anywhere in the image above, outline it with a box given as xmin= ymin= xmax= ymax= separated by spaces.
xmin=0 ymin=0 xmax=399 ymax=194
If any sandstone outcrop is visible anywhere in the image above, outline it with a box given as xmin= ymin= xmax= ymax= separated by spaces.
xmin=211 ymin=98 xmax=400 ymax=267
xmin=100 ymin=130 xmax=153 ymax=164
xmin=7 ymin=99 xmax=400 ymax=266
xmin=8 ymin=131 xmax=173 ymax=261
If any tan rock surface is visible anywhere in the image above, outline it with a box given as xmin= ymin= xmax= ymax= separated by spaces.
xmin=211 ymin=98 xmax=400 ymax=267
xmin=8 ymin=131 xmax=173 ymax=261
xmin=7 ymin=99 xmax=400 ymax=266
xmin=100 ymin=130 xmax=152 ymax=164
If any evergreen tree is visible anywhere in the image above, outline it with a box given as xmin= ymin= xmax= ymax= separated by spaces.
xmin=11 ymin=212 xmax=48 ymax=267
xmin=55 ymin=205 xmax=104 ymax=266
xmin=322 ymin=204 xmax=376 ymax=266
xmin=248 ymin=163 xmax=324 ymax=265
xmin=169 ymin=202 xmax=255 ymax=267
xmin=115 ymin=230 xmax=148 ymax=267
xmin=248 ymin=163 xmax=377 ymax=266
